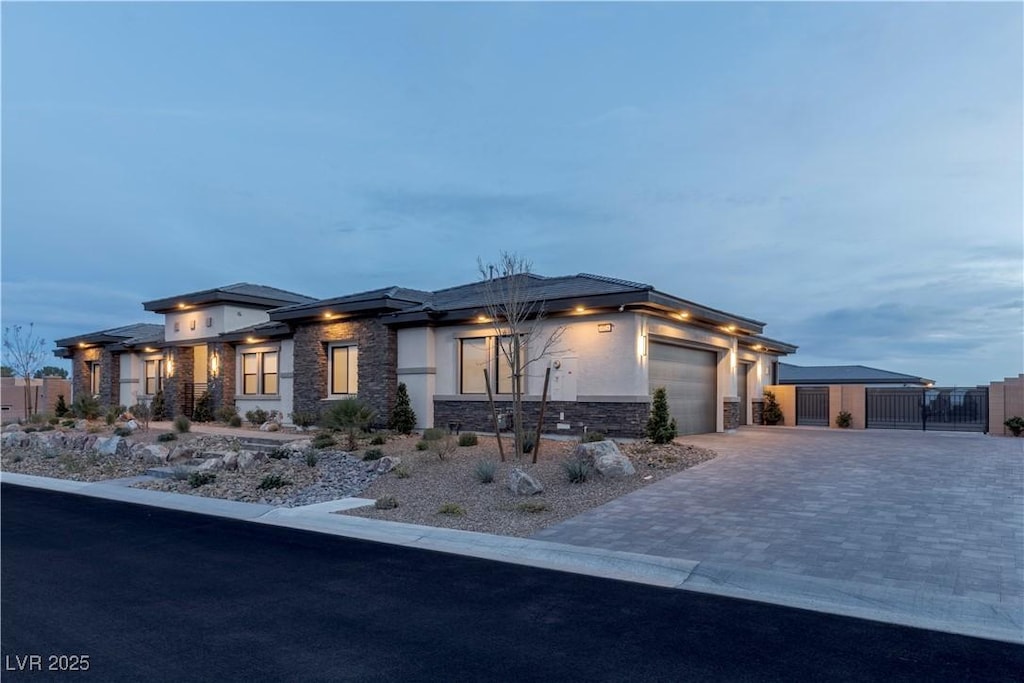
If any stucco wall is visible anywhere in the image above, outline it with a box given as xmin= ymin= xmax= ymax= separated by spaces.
xmin=397 ymin=327 xmax=436 ymax=429
xmin=164 ymin=305 xmax=270 ymax=343
xmin=766 ymin=384 xmax=796 ymax=426
xmin=829 ymin=384 xmax=867 ymax=429
xmin=989 ymin=374 xmax=1024 ymax=436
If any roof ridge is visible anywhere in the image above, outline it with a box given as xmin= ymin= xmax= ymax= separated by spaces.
xmin=576 ymin=272 xmax=653 ymax=290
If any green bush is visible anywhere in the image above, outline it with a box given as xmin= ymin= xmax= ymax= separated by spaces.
xmin=363 ymin=448 xmax=384 ymax=461
xmin=393 ymin=464 xmax=410 ymax=478
xmin=228 ymin=415 xmax=242 ymax=428
xmin=305 ymin=451 xmax=320 ymax=468
xmin=430 ymin=434 xmax=457 ymax=461
xmin=437 ymin=502 xmax=465 ymax=516
xmin=216 ymin=405 xmax=238 ymax=424
xmin=835 ymin=411 xmax=853 ymax=429
xmin=192 ymin=391 xmax=214 ymax=423
xmin=562 ymin=458 xmax=591 ymax=484
xmin=762 ymin=390 xmax=783 ymax=425
xmin=71 ymin=394 xmax=102 ymax=420
xmin=23 ymin=426 xmax=38 ymax=433
xmin=1005 ymin=416 xmax=1024 ymax=437
xmin=370 ymin=434 xmax=388 ymax=446
xmin=48 ymin=416 xmax=60 ymax=426
xmin=245 ymin=407 xmax=269 ymax=427
xmin=54 ymin=394 xmax=70 ymax=417
xmin=582 ymin=431 xmax=606 ymax=443
xmin=389 ymin=382 xmax=417 ymax=435
xmin=474 ymin=460 xmax=496 ymax=484
xmin=151 ymin=390 xmax=166 ymax=420
xmin=311 ymin=433 xmax=336 ymax=449
xmin=321 ymin=398 xmax=376 ymax=450
xmin=458 ymin=432 xmax=478 ymax=447
xmin=38 ymin=424 xmax=55 ymax=432
xmin=267 ymin=448 xmax=290 ymax=460
xmin=415 ymin=440 xmax=429 ymax=451
xmin=114 ymin=427 xmax=133 ymax=437
xmin=646 ymin=387 xmax=677 ymax=444
xmin=258 ymin=474 xmax=291 ymax=490
xmin=521 ymin=431 xmax=537 ymax=455
xmin=173 ymin=416 xmax=191 ymax=433
xmin=188 ymin=471 xmax=216 ymax=488
xmin=157 ymin=432 xmax=178 ymax=443
xmin=422 ymin=427 xmax=445 ymax=441
xmin=105 ymin=405 xmax=125 ymax=426
xmin=61 ymin=419 xmax=76 ymax=428
xmin=517 ymin=500 xmax=548 ymax=514
xmin=290 ymin=411 xmax=319 ymax=428
xmin=375 ymin=495 xmax=398 ymax=510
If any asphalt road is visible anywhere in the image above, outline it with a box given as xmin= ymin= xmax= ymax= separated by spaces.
xmin=2 ymin=484 xmax=1021 ymax=682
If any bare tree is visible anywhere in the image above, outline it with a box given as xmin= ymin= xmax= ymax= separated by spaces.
xmin=3 ymin=324 xmax=50 ymax=419
xmin=477 ymin=253 xmax=566 ymax=460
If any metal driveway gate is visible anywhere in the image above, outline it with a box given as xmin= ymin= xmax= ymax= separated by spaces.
xmin=796 ymin=386 xmax=829 ymax=426
xmin=865 ymin=387 xmax=988 ymax=432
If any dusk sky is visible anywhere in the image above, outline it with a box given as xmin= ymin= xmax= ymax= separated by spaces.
xmin=2 ymin=2 xmax=1021 ymax=386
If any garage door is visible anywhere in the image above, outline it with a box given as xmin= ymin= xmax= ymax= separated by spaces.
xmin=649 ymin=343 xmax=718 ymax=435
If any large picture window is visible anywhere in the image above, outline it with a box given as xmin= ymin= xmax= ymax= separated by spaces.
xmin=460 ymin=336 xmax=525 ymax=395
xmin=144 ymin=359 xmax=164 ymax=395
xmin=330 ymin=346 xmax=358 ymax=395
xmin=242 ymin=350 xmax=278 ymax=396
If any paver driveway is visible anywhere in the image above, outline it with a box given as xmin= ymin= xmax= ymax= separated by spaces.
xmin=533 ymin=428 xmax=1023 ymax=634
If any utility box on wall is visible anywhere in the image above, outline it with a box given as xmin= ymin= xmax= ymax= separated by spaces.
xmin=549 ymin=357 xmax=578 ymax=402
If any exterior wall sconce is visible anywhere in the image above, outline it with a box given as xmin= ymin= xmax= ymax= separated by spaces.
xmin=597 ymin=323 xmax=613 ymax=333
xmin=638 ymin=333 xmax=648 ymax=357
xmin=210 ymin=352 xmax=220 ymax=378
xmin=190 ymin=319 xmax=196 ymax=331
xmin=165 ymin=353 xmax=175 ymax=378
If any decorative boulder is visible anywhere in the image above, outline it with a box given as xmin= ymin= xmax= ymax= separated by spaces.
xmin=285 ymin=439 xmax=313 ymax=452
xmin=2 ymin=423 xmax=23 ymax=433
xmin=373 ymin=456 xmax=401 ymax=475
xmin=1 ymin=431 xmax=29 ymax=449
xmin=139 ymin=445 xmax=170 ymax=464
xmin=167 ymin=445 xmax=197 ymax=464
xmin=93 ymin=435 xmax=122 ymax=456
xmin=74 ymin=420 xmax=88 ymax=430
xmin=222 ymin=452 xmax=239 ymax=470
xmin=197 ymin=457 xmax=224 ymax=471
xmin=506 ymin=467 xmax=544 ymax=496
xmin=125 ymin=420 xmax=139 ymax=432
xmin=259 ymin=421 xmax=280 ymax=432
xmin=573 ymin=440 xmax=634 ymax=478
xmin=237 ymin=450 xmax=266 ymax=471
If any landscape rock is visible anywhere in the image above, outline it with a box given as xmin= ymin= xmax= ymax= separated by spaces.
xmin=573 ymin=440 xmax=635 ymax=478
xmin=139 ymin=445 xmax=170 ymax=464
xmin=237 ymin=450 xmax=266 ymax=471
xmin=2 ymin=431 xmax=29 ymax=448
xmin=93 ymin=435 xmax=122 ymax=456
xmin=285 ymin=439 xmax=313 ymax=452
xmin=259 ymin=422 xmax=280 ymax=432
xmin=2 ymin=423 xmax=22 ymax=433
xmin=75 ymin=420 xmax=88 ymax=430
xmin=373 ymin=456 xmax=401 ymax=475
xmin=572 ymin=440 xmax=621 ymax=464
xmin=222 ymin=452 xmax=239 ymax=470
xmin=125 ymin=420 xmax=139 ymax=432
xmin=167 ymin=445 xmax=197 ymax=464
xmin=506 ymin=467 xmax=544 ymax=496
xmin=197 ymin=457 xmax=224 ymax=472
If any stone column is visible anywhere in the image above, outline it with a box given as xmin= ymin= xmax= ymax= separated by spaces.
xmin=207 ymin=342 xmax=237 ymax=413
xmin=723 ymin=398 xmax=740 ymax=431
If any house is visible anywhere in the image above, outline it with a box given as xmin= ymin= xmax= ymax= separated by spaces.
xmin=54 ymin=274 xmax=797 ymax=436
xmin=778 ymin=363 xmax=934 ymax=387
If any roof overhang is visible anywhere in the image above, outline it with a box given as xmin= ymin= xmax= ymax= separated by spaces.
xmin=270 ymin=296 xmax=423 ymax=323
xmin=143 ymin=290 xmax=309 ymax=314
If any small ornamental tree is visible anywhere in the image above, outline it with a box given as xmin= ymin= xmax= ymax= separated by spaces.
xmin=3 ymin=323 xmax=49 ymax=419
xmin=192 ymin=391 xmax=214 ymax=422
xmin=54 ymin=394 xmax=70 ymax=417
xmin=389 ymin=382 xmax=417 ymax=435
xmin=762 ymin=390 xmax=783 ymax=425
xmin=151 ymin=390 xmax=167 ymax=421
xmin=646 ymin=387 xmax=678 ymax=444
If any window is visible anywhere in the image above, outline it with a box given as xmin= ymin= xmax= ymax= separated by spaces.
xmin=89 ymin=362 xmax=101 ymax=396
xmin=242 ymin=350 xmax=278 ymax=395
xmin=144 ymin=359 xmax=164 ymax=395
xmin=329 ymin=346 xmax=358 ymax=395
xmin=460 ymin=336 xmax=525 ymax=395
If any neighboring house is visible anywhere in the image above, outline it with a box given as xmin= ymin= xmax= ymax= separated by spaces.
xmin=54 ymin=274 xmax=797 ymax=437
xmin=0 ymin=377 xmax=73 ymax=419
xmin=778 ymin=363 xmax=934 ymax=387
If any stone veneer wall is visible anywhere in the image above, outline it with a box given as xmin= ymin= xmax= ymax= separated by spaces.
xmin=163 ymin=347 xmax=194 ymax=418
xmin=722 ymin=399 xmax=740 ymax=431
xmin=101 ymin=350 xmax=120 ymax=408
xmin=433 ymin=399 xmax=651 ymax=438
xmin=751 ymin=398 xmax=764 ymax=426
xmin=292 ymin=319 xmax=398 ymax=422
xmin=71 ymin=348 xmax=99 ymax=401
xmin=207 ymin=341 xmax=236 ymax=412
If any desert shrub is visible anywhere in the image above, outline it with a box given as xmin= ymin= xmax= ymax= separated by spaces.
xmin=54 ymin=394 xmax=70 ymax=417
xmin=229 ymin=415 xmax=242 ymax=428
xmin=23 ymin=426 xmax=38 ymax=433
xmin=835 ymin=411 xmax=853 ymax=429
xmin=582 ymin=431 xmax=606 ymax=443
xmin=415 ymin=440 xmax=429 ymax=451
xmin=562 ymin=458 xmax=591 ymax=484
xmin=517 ymin=500 xmax=548 ymax=514
xmin=86 ymin=425 xmax=103 ymax=434
xmin=304 ymin=451 xmax=320 ymax=468
xmin=267 ymin=448 xmax=290 ymax=460
xmin=113 ymin=427 xmax=133 ymax=437
xmin=646 ymin=387 xmax=677 ymax=444
xmin=28 ymin=412 xmax=47 ymax=425
xmin=216 ymin=405 xmax=238 ymax=424
xmin=38 ymin=424 xmax=55 ymax=432
xmin=188 ymin=471 xmax=216 ymax=488
xmin=389 ymin=382 xmax=417 ymax=435
xmin=105 ymin=405 xmax=126 ymax=426
xmin=47 ymin=416 xmax=60 ymax=425
xmin=61 ymin=419 xmax=76 ymax=428
xmin=173 ymin=416 xmax=191 ymax=433
xmin=1004 ymin=416 xmax=1024 ymax=437
xmin=393 ymin=464 xmax=410 ymax=478
xmin=321 ymin=398 xmax=376 ymax=450
xmin=150 ymin=390 xmax=166 ymax=420
xmin=363 ymin=448 xmax=384 ymax=461
xmin=474 ymin=460 xmax=496 ymax=484
xmin=245 ymin=407 xmax=269 ymax=427
xmin=12 ymin=454 xmax=23 ymax=463
xmin=192 ymin=391 xmax=214 ymax=423
xmin=458 ymin=432 xmax=478 ymax=447
xmin=170 ymin=466 xmax=191 ymax=481
xmin=437 ymin=502 xmax=465 ymax=516
xmin=370 ymin=434 xmax=388 ymax=445
xmin=375 ymin=495 xmax=398 ymax=510
xmin=290 ymin=411 xmax=319 ymax=429
xmin=430 ymin=434 xmax=458 ymax=461
xmin=311 ymin=433 xmax=336 ymax=449
xmin=258 ymin=474 xmax=291 ymax=490
xmin=157 ymin=432 xmax=178 ymax=443
xmin=521 ymin=431 xmax=537 ymax=455
xmin=71 ymin=394 xmax=101 ymax=420
xmin=422 ymin=427 xmax=445 ymax=441
xmin=131 ymin=401 xmax=152 ymax=430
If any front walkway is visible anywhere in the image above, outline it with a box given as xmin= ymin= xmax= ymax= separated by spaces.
xmin=533 ymin=427 xmax=1024 ymax=640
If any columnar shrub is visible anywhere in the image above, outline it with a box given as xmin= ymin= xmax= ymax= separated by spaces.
xmin=389 ymin=382 xmax=417 ymax=435
xmin=54 ymin=395 xmax=70 ymax=417
xmin=192 ymin=391 xmax=214 ymax=423
xmin=646 ymin=387 xmax=677 ymax=444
